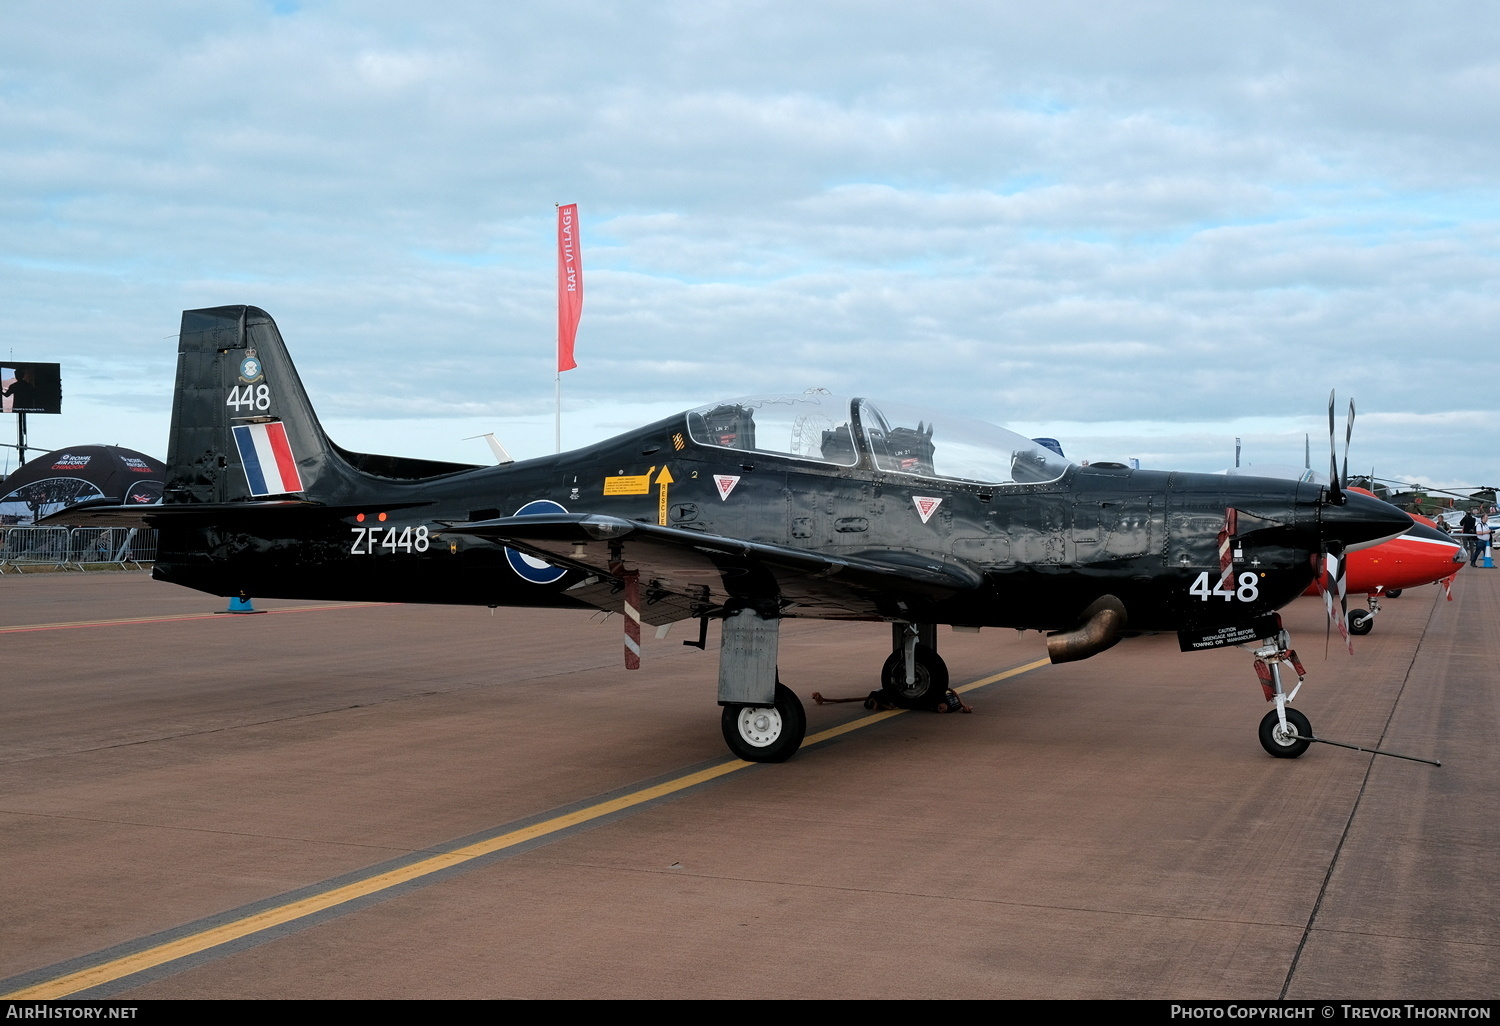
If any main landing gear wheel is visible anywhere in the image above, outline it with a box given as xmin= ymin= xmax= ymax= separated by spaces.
xmin=722 ymin=683 xmax=806 ymax=763
xmin=880 ymin=645 xmax=949 ymax=709
xmin=1259 ymin=707 xmax=1313 ymax=759
xmin=1385 ymin=589 xmax=1403 ymax=598
xmin=1348 ymin=610 xmax=1374 ymax=636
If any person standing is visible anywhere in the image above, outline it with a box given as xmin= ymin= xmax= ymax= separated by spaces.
xmin=1478 ymin=514 xmax=1493 ymax=568
xmin=1461 ymin=509 xmax=1480 ymax=566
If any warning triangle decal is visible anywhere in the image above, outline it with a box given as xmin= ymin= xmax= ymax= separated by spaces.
xmin=913 ymin=496 xmax=942 ymax=524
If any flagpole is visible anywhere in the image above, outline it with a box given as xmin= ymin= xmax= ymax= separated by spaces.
xmin=554 ymin=201 xmax=582 ymax=454
xmin=555 ymin=204 xmax=561 ymax=454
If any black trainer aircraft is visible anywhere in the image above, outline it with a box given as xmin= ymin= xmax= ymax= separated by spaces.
xmin=58 ymin=306 xmax=1412 ymax=763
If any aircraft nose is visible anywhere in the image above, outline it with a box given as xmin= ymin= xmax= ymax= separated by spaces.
xmin=1323 ymin=489 xmax=1413 ymax=549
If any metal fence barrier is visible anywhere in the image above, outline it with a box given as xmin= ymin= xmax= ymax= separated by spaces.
xmin=1 ymin=527 xmax=70 ymax=570
xmin=129 ymin=528 xmax=159 ymax=563
xmin=0 ymin=527 xmax=158 ymax=572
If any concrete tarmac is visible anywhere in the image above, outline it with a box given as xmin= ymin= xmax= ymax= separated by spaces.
xmin=0 ymin=569 xmax=1494 ymax=999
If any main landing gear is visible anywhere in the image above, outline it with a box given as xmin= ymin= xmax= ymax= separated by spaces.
xmin=880 ymin=623 xmax=949 ymax=709
xmin=1249 ymin=621 xmax=1313 ymax=758
xmin=714 ymin=616 xmax=949 ymax=762
xmin=721 ymin=681 xmax=806 ymax=763
xmin=716 ymin=606 xmax=808 ymax=763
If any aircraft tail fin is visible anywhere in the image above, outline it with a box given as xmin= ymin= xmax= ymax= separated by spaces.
xmin=165 ymin=305 xmax=481 ymax=506
xmin=165 ymin=306 xmax=337 ymax=505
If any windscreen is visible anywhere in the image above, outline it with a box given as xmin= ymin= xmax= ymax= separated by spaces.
xmin=685 ymin=392 xmax=859 ymax=467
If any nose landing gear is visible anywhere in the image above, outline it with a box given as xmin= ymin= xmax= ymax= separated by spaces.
xmin=1250 ymin=625 xmax=1312 ymax=759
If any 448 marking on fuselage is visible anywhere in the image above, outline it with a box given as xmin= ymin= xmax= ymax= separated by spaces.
xmin=1189 ymin=570 xmax=1261 ymax=602
xmin=350 ymin=525 xmax=431 ymax=555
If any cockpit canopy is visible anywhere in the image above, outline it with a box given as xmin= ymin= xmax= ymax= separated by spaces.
xmin=684 ymin=392 xmax=1071 ymax=486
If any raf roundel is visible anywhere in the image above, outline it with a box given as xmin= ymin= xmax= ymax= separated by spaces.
xmin=505 ymin=500 xmax=570 ymax=584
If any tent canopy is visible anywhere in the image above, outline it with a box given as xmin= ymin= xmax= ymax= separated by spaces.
xmin=0 ymin=445 xmax=164 ymax=524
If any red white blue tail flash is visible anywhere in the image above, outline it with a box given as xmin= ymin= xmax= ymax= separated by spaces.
xmin=232 ymin=422 xmax=304 ymax=496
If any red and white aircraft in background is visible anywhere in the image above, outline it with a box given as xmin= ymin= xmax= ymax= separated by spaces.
xmin=1216 ymin=469 xmax=1464 ymax=635
xmin=1301 ymin=490 xmax=1464 ymax=634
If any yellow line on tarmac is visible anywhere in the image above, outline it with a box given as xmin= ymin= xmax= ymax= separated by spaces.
xmin=3 ymin=760 xmax=752 ymax=999
xmin=0 ymin=603 xmax=393 ymax=634
xmin=800 ymin=657 xmax=1051 ymax=747
xmin=3 ymin=654 xmax=1051 ymax=999
xmin=954 ymin=657 xmax=1053 ymax=694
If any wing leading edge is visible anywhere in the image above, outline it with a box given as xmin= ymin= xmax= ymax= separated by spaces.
xmin=445 ymin=513 xmax=985 ymax=623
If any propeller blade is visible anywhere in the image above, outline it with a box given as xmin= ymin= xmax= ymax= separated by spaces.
xmin=1314 ymin=543 xmax=1353 ymax=656
xmin=1318 ymin=554 xmax=1332 ymax=655
xmin=1216 ymin=507 xmax=1238 ymax=591
xmin=1327 ymin=390 xmax=1344 ymax=505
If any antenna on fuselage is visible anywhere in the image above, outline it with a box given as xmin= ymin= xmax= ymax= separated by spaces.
xmin=464 ymin=433 xmax=515 ymax=465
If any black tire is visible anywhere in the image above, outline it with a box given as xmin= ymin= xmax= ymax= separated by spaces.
xmin=722 ymin=682 xmax=806 ymax=763
xmin=879 ymin=645 xmax=950 ymax=709
xmin=1348 ymin=609 xmax=1374 ymax=636
xmin=1259 ymin=707 xmax=1313 ymax=759
xmin=1385 ymin=589 xmax=1402 ymax=598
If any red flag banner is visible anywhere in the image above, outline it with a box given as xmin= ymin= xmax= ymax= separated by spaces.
xmin=557 ymin=203 xmax=583 ymax=372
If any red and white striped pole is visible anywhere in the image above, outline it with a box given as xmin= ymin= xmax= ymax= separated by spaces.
xmin=621 ymin=569 xmax=641 ymax=670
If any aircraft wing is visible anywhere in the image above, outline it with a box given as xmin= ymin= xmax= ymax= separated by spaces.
xmin=446 ymin=513 xmax=985 ymax=622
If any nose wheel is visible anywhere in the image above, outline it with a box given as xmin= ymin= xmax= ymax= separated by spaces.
xmin=1259 ymin=707 xmax=1313 ymax=758
xmin=722 ymin=682 xmax=806 ymax=763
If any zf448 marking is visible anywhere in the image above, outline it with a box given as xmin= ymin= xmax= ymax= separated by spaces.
xmin=350 ymin=525 xmax=430 ymax=555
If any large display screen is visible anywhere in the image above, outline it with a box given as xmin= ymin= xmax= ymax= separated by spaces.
xmin=1 ymin=363 xmax=62 ymax=414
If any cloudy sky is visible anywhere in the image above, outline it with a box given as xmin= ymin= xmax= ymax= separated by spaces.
xmin=2 ymin=1 xmax=1496 ymax=491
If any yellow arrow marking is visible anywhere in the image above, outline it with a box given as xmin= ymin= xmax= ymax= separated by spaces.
xmin=656 ymin=465 xmax=675 ymax=525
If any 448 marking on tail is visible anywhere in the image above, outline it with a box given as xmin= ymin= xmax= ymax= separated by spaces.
xmin=226 ymin=384 xmax=271 ymax=412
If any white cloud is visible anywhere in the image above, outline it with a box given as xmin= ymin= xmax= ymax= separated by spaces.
xmin=0 ymin=0 xmax=1496 ymax=489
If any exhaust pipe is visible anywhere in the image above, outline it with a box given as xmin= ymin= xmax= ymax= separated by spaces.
xmin=1047 ymin=595 xmax=1128 ymax=664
